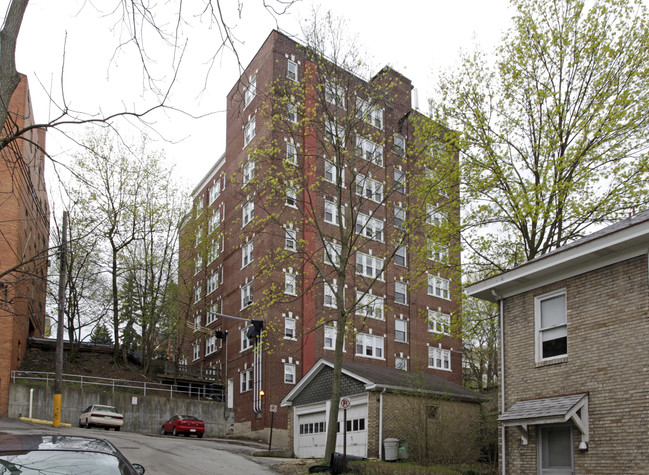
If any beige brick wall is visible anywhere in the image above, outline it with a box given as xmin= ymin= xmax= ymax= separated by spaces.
xmin=502 ymin=254 xmax=649 ymax=473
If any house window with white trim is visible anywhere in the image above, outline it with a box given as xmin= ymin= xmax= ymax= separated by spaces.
xmin=428 ymin=310 xmax=451 ymax=335
xmin=356 ymin=291 xmax=384 ymax=320
xmin=284 ymin=318 xmax=296 ymax=339
xmin=287 ymin=101 xmax=298 ymax=124
xmin=394 ymin=168 xmax=406 ymax=193
xmin=394 ymin=206 xmax=405 ymax=229
xmin=193 ymin=314 xmax=201 ymax=332
xmin=428 ymin=240 xmax=449 ymax=263
xmin=285 ymin=228 xmax=297 ymax=251
xmin=287 ymin=60 xmax=298 ymax=81
xmin=205 ymin=335 xmax=217 ymax=355
xmin=241 ymin=282 xmax=253 ymax=309
xmin=192 ymin=343 xmax=200 ymax=361
xmin=284 ymin=363 xmax=296 ymax=384
xmin=324 ymin=326 xmax=336 ymax=350
xmin=538 ymin=424 xmax=573 ymax=474
xmin=325 ymin=81 xmax=345 ymax=108
xmin=426 ymin=204 xmax=445 ymax=225
xmin=356 ymin=98 xmax=383 ymax=129
xmin=286 ymin=142 xmax=298 ymax=165
xmin=356 ymin=213 xmax=383 ymax=242
xmin=324 ymin=241 xmax=341 ymax=266
xmin=395 ymin=281 xmax=407 ymax=305
xmin=244 ymin=116 xmax=256 ymax=147
xmin=285 ymin=272 xmax=297 ymax=296
xmin=395 ymin=319 xmax=407 ymax=342
xmin=195 ymin=199 xmax=204 ymax=217
xmin=195 ymin=228 xmax=203 ymax=248
xmin=428 ymin=275 xmax=450 ymax=300
xmin=242 ymin=240 xmax=253 ymax=268
xmin=240 ymin=368 xmax=253 ymax=392
xmin=325 ymin=120 xmax=345 ymax=146
xmin=324 ymin=282 xmax=337 ymax=308
xmin=356 ymin=136 xmax=383 ymax=166
xmin=286 ymin=184 xmax=298 ymax=208
xmin=195 ymin=255 xmax=203 ymax=275
xmin=324 ymin=160 xmax=344 ymax=186
xmin=241 ymin=328 xmax=252 ymax=351
xmin=243 ymin=159 xmax=255 ymax=186
xmin=244 ymin=74 xmax=256 ymax=108
xmin=207 ymin=272 xmax=219 ymax=295
xmin=242 ymin=199 xmax=254 ymax=227
xmin=356 ymin=333 xmax=384 ymax=359
xmin=207 ymin=302 xmax=219 ymax=324
xmin=356 ymin=252 xmax=384 ymax=280
xmin=324 ymin=200 xmax=343 ymax=225
xmin=428 ymin=347 xmax=451 ymax=370
xmin=194 ymin=286 xmax=201 ymax=303
xmin=535 ymin=290 xmax=567 ymax=361
xmin=394 ymin=135 xmax=405 ymax=157
xmin=209 ymin=179 xmax=222 ymax=205
xmin=395 ymin=246 xmax=407 ymax=267
xmin=355 ymin=173 xmax=383 ymax=203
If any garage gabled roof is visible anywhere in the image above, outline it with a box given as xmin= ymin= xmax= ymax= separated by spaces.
xmin=281 ymin=359 xmax=486 ymax=407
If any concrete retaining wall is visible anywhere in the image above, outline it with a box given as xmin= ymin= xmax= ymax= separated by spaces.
xmin=9 ymin=383 xmax=227 ymax=436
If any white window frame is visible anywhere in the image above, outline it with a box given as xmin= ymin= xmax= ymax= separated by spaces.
xmin=428 ymin=240 xmax=449 ymax=263
xmin=356 ymin=333 xmax=384 ymax=360
xmin=284 ymin=363 xmax=296 ymax=384
xmin=324 ymin=282 xmax=337 ymax=308
xmin=325 ymin=120 xmax=345 ymax=146
xmin=244 ymin=116 xmax=256 ymax=147
xmin=286 ymin=184 xmax=298 ymax=208
xmin=194 ymin=286 xmax=201 ymax=303
xmin=394 ymin=206 xmax=405 ymax=229
xmin=285 ymin=272 xmax=297 ymax=296
xmin=286 ymin=142 xmax=298 ymax=165
xmin=192 ymin=342 xmax=200 ymax=361
xmin=284 ymin=317 xmax=296 ymax=339
xmin=356 ymin=213 xmax=384 ymax=242
xmin=242 ymin=240 xmax=253 ymax=268
xmin=355 ymin=173 xmax=383 ymax=203
xmin=325 ymin=81 xmax=345 ymax=108
xmin=242 ymin=199 xmax=254 ymax=227
xmin=356 ymin=252 xmax=384 ymax=281
xmin=324 ymin=160 xmax=344 ymax=186
xmin=395 ymin=245 xmax=407 ymax=267
xmin=394 ymin=168 xmax=406 ymax=193
xmin=205 ymin=335 xmax=217 ymax=355
xmin=428 ymin=310 xmax=451 ymax=335
xmin=209 ymin=180 xmax=222 ymax=205
xmin=240 ymin=368 xmax=253 ymax=392
xmin=324 ymin=325 xmax=337 ymax=350
xmin=395 ymin=281 xmax=408 ymax=305
xmin=356 ymin=136 xmax=383 ymax=166
xmin=356 ymin=291 xmax=384 ymax=320
xmin=194 ymin=255 xmax=203 ymax=275
xmin=395 ymin=319 xmax=407 ymax=343
xmin=195 ymin=199 xmax=204 ymax=216
xmin=426 ymin=204 xmax=445 ymax=225
xmin=195 ymin=228 xmax=203 ymax=248
xmin=241 ymin=282 xmax=253 ymax=309
xmin=243 ymin=159 xmax=255 ymax=186
xmin=324 ymin=241 xmax=342 ymax=267
xmin=428 ymin=275 xmax=450 ymax=300
xmin=207 ymin=302 xmax=219 ymax=324
xmin=394 ymin=135 xmax=406 ymax=157
xmin=428 ymin=347 xmax=451 ymax=371
xmin=287 ymin=101 xmax=298 ymax=124
xmin=207 ymin=272 xmax=219 ymax=295
xmin=285 ymin=228 xmax=297 ymax=251
xmin=193 ymin=313 xmax=201 ymax=332
xmin=356 ymin=98 xmax=383 ymax=129
xmin=241 ymin=328 xmax=252 ymax=352
xmin=324 ymin=200 xmax=343 ymax=226
xmin=535 ymin=289 xmax=567 ymax=362
xmin=244 ymin=74 xmax=256 ymax=108
xmin=287 ymin=60 xmax=298 ymax=82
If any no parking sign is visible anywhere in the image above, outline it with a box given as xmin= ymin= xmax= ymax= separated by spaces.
xmin=340 ymin=397 xmax=351 ymax=409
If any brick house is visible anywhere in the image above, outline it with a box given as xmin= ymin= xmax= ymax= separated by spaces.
xmin=178 ymin=30 xmax=466 ymax=449
xmin=282 ymin=358 xmax=485 ymax=459
xmin=0 ymin=74 xmax=50 ymax=417
xmin=466 ymin=211 xmax=649 ymax=474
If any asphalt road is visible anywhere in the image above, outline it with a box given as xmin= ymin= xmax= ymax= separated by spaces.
xmin=0 ymin=417 xmax=287 ymax=474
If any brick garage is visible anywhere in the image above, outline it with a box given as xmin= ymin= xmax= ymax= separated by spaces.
xmin=282 ymin=359 xmax=485 ymax=460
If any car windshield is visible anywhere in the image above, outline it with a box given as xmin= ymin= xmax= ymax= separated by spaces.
xmin=94 ymin=406 xmax=117 ymax=413
xmin=0 ymin=450 xmax=132 ymax=474
xmin=180 ymin=416 xmax=198 ymax=421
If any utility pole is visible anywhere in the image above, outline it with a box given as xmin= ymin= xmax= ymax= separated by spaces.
xmin=53 ymin=211 xmax=67 ymax=427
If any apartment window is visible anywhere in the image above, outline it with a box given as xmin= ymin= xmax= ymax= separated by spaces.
xmin=356 ymin=213 xmax=383 ymax=242
xmin=324 ymin=326 xmax=336 ymax=350
xmin=356 ymin=252 xmax=384 ymax=280
xmin=193 ymin=314 xmax=201 ymax=332
xmin=324 ymin=241 xmax=342 ymax=267
xmin=428 ymin=347 xmax=451 ymax=370
xmin=192 ymin=343 xmax=200 ymax=361
xmin=208 ymin=209 xmax=221 ymax=234
xmin=242 ymin=240 xmax=253 ymax=268
xmin=538 ymin=425 xmax=573 ymax=474
xmin=244 ymin=75 xmax=256 ymax=108
xmin=428 ymin=275 xmax=450 ymax=300
xmin=394 ymin=206 xmax=406 ymax=229
xmin=207 ymin=272 xmax=219 ymax=295
xmin=536 ymin=290 xmax=567 ymax=361
xmin=287 ymin=60 xmax=298 ymax=81
xmin=241 ymin=282 xmax=253 ymax=309
xmin=209 ymin=179 xmax=222 ymax=205
xmin=244 ymin=116 xmax=256 ymax=147
xmin=356 ymin=333 xmax=384 ymax=359
xmin=243 ymin=159 xmax=255 ymax=186
xmin=394 ymin=168 xmax=406 ymax=193
xmin=194 ymin=286 xmax=201 ymax=303
xmin=395 ymin=281 xmax=408 ymax=305
xmin=287 ymin=101 xmax=298 ymax=123
xmin=285 ymin=228 xmax=297 ymax=251
xmin=325 ymin=120 xmax=345 ymax=146
xmin=356 ymin=291 xmax=384 ymax=320
xmin=195 ymin=228 xmax=203 ymax=248
xmin=324 ymin=160 xmax=343 ymax=186
xmin=240 ymin=368 xmax=253 ymax=392
xmin=395 ymin=319 xmax=407 ymax=342
xmin=241 ymin=328 xmax=252 ymax=351
xmin=324 ymin=200 xmax=342 ymax=225
xmin=284 ymin=364 xmax=296 ymax=384
xmin=356 ymin=136 xmax=383 ymax=166
xmin=428 ymin=310 xmax=451 ymax=335
xmin=208 ymin=238 xmax=222 ymax=263
xmin=357 ymin=98 xmax=383 ymax=129
xmin=286 ymin=142 xmax=298 ymax=165
xmin=325 ymin=81 xmax=345 ymax=108
xmin=355 ymin=174 xmax=383 ymax=203
xmin=194 ymin=255 xmax=203 ymax=275
xmin=324 ymin=282 xmax=337 ymax=308
xmin=285 ymin=272 xmax=297 ymax=296
xmin=394 ymin=135 xmax=405 ymax=157
xmin=286 ymin=184 xmax=298 ymax=208
xmin=195 ymin=199 xmax=204 ymax=217
xmin=428 ymin=240 xmax=449 ymax=263
xmin=285 ymin=318 xmax=296 ymax=339
xmin=395 ymin=246 xmax=407 ymax=267
xmin=426 ymin=204 xmax=445 ymax=225
xmin=242 ymin=200 xmax=254 ymax=227
xmin=395 ymin=357 xmax=407 ymax=370
xmin=207 ymin=302 xmax=219 ymax=324
xmin=205 ymin=335 xmax=217 ymax=355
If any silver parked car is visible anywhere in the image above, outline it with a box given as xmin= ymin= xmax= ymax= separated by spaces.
xmin=79 ymin=404 xmax=124 ymax=430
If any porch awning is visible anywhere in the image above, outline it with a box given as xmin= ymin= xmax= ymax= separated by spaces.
xmin=499 ymin=393 xmax=588 ymax=445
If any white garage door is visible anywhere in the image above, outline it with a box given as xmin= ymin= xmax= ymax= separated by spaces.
xmin=335 ymin=403 xmax=368 ymax=457
xmin=296 ymin=411 xmax=327 ymax=458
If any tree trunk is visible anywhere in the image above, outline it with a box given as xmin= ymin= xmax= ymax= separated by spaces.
xmin=0 ymin=0 xmax=28 ymax=136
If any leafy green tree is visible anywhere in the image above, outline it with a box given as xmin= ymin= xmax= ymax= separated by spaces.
xmin=432 ymin=0 xmax=649 ymax=276
xmin=90 ymin=323 xmax=113 ymax=345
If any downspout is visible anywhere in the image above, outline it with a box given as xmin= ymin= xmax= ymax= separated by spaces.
xmin=492 ymin=289 xmax=505 ymax=475
xmin=378 ymin=388 xmax=386 ymax=460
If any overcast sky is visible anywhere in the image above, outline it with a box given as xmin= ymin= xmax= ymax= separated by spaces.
xmin=8 ymin=0 xmax=514 ymax=188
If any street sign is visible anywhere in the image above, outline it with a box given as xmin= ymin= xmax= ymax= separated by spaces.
xmin=340 ymin=397 xmax=351 ymax=409
xmin=269 ymin=405 xmax=278 ymax=413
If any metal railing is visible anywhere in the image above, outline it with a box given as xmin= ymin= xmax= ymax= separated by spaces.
xmin=11 ymin=371 xmax=224 ymax=402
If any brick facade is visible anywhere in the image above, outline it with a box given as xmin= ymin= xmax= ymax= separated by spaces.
xmin=0 ymin=75 xmax=50 ymax=416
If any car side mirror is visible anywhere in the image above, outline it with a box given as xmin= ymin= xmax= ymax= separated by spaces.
xmin=132 ymin=463 xmax=145 ymax=474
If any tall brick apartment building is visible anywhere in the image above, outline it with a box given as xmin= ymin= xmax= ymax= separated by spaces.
xmin=0 ymin=74 xmax=50 ymax=417
xmin=178 ymin=30 xmax=464 ymax=447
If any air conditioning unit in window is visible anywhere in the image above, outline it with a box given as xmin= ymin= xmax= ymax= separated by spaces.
xmin=244 ymin=299 xmax=253 ymax=307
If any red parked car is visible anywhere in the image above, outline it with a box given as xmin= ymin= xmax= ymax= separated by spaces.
xmin=160 ymin=415 xmax=205 ymax=438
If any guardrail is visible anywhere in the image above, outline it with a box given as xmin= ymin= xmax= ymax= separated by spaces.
xmin=11 ymin=371 xmax=224 ymax=402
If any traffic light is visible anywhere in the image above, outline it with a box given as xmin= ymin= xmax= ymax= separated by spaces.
xmin=246 ymin=320 xmax=264 ymax=343
xmin=214 ymin=330 xmax=228 ymax=339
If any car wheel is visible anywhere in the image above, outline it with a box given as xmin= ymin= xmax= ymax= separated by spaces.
xmin=160 ymin=426 xmax=166 ymax=435
xmin=172 ymin=427 xmax=177 ymax=436
xmin=197 ymin=433 xmax=203 ymax=439
xmin=78 ymin=419 xmax=83 ymax=428
xmin=115 ymin=426 xmax=120 ymax=431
